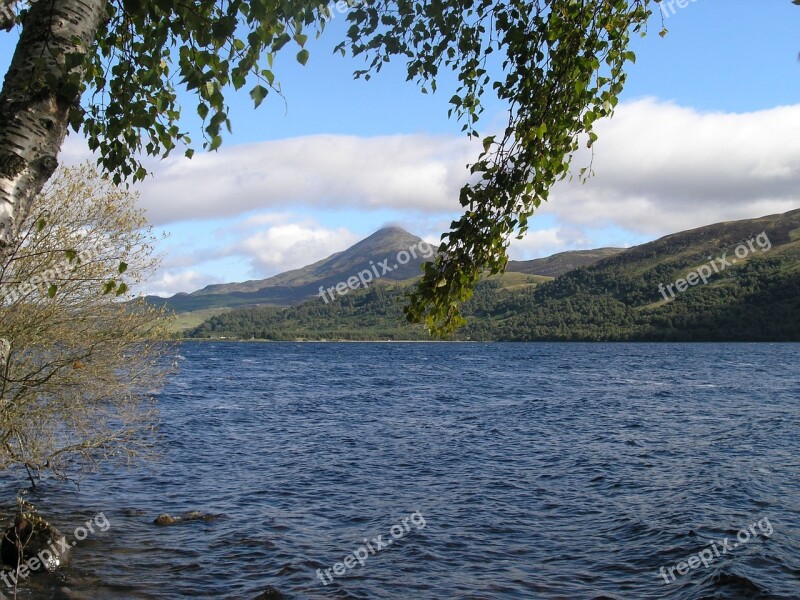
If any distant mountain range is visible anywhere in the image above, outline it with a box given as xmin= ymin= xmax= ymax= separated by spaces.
xmin=148 ymin=226 xmax=430 ymax=312
xmin=148 ymin=226 xmax=619 ymax=315
xmin=178 ymin=209 xmax=800 ymax=341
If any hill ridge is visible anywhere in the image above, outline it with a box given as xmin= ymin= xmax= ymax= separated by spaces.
xmin=182 ymin=208 xmax=800 ymax=341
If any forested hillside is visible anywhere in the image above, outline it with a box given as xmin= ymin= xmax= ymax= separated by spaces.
xmin=185 ymin=210 xmax=800 ymax=341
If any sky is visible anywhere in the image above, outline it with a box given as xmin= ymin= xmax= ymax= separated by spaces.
xmin=2 ymin=1 xmax=799 ymax=296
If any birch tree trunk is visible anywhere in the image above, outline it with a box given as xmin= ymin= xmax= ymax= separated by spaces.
xmin=0 ymin=0 xmax=106 ymax=370
xmin=0 ymin=0 xmax=105 ymax=248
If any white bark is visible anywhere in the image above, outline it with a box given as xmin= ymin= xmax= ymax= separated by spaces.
xmin=0 ymin=0 xmax=105 ymax=249
xmin=0 ymin=0 xmax=105 ymax=374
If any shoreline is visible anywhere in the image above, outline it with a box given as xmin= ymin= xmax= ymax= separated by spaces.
xmin=172 ymin=338 xmax=800 ymax=344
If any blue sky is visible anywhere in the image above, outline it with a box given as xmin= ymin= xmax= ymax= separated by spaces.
xmin=2 ymin=1 xmax=799 ymax=295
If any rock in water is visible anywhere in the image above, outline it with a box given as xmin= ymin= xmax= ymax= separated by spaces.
xmin=254 ymin=587 xmax=284 ymax=599
xmin=1 ymin=514 xmax=70 ymax=571
xmin=153 ymin=514 xmax=178 ymax=526
xmin=153 ymin=511 xmax=219 ymax=526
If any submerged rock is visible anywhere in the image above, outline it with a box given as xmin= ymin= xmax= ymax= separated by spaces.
xmin=1 ymin=514 xmax=70 ymax=572
xmin=153 ymin=511 xmax=219 ymax=526
xmin=153 ymin=514 xmax=177 ymax=526
xmin=254 ymin=587 xmax=284 ymax=600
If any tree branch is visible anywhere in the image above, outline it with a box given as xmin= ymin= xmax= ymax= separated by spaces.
xmin=0 ymin=338 xmax=9 ymax=374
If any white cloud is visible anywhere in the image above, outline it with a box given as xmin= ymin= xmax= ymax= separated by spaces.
xmin=58 ymin=100 xmax=800 ymax=292
xmin=144 ymin=270 xmax=222 ymax=297
xmin=234 ymin=222 xmax=360 ymax=273
xmin=511 ymin=228 xmax=564 ymax=257
xmin=59 ymin=133 xmax=94 ymax=165
xmin=129 ymin=100 xmax=800 ymax=243
xmin=542 ymin=99 xmax=800 ymax=235
xmin=236 ymin=211 xmax=297 ymax=230
xmin=509 ymin=227 xmax=589 ymax=260
xmin=134 ymin=134 xmax=475 ymax=225
xmin=145 ymin=217 xmax=363 ymax=293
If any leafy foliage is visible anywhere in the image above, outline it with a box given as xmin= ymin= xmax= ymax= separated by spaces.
xmin=0 ymin=165 xmax=174 ymax=482
xmin=461 ymin=257 xmax=800 ymax=341
xmin=337 ymin=0 xmax=654 ymax=333
xmin=62 ymin=0 xmax=332 ymax=182
xmin=187 ymin=283 xmax=431 ymax=340
xmin=182 ymin=256 xmax=800 ymax=342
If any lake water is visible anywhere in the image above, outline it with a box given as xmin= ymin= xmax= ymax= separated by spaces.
xmin=1 ymin=342 xmax=799 ymax=599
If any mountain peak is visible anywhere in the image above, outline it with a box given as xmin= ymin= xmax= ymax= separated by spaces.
xmin=366 ymin=225 xmax=415 ymax=240
xmin=375 ymin=225 xmax=411 ymax=235
xmin=149 ymin=225 xmax=431 ymax=311
xmin=342 ymin=226 xmax=424 ymax=257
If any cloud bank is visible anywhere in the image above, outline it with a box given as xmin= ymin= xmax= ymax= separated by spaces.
xmin=133 ymin=98 xmax=799 ymax=234
xmin=135 ymin=134 xmax=475 ymax=224
xmin=544 ymin=98 xmax=800 ymax=234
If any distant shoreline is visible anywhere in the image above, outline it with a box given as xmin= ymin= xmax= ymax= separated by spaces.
xmin=174 ymin=338 xmax=799 ymax=344
xmin=177 ymin=337 xmax=476 ymax=343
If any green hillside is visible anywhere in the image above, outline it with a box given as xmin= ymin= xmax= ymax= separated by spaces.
xmin=183 ymin=209 xmax=800 ymax=341
xmin=506 ymin=247 xmax=624 ymax=277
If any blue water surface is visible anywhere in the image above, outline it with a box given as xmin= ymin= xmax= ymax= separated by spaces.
xmin=1 ymin=342 xmax=798 ymax=599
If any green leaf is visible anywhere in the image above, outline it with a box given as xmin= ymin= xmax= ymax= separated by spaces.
xmin=118 ymin=261 xmax=128 ymax=274
xmin=232 ymin=71 xmax=246 ymax=90
xmin=47 ymin=284 xmax=57 ymax=298
xmin=250 ymin=84 xmax=268 ymax=108
xmin=296 ymin=49 xmax=310 ymax=66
